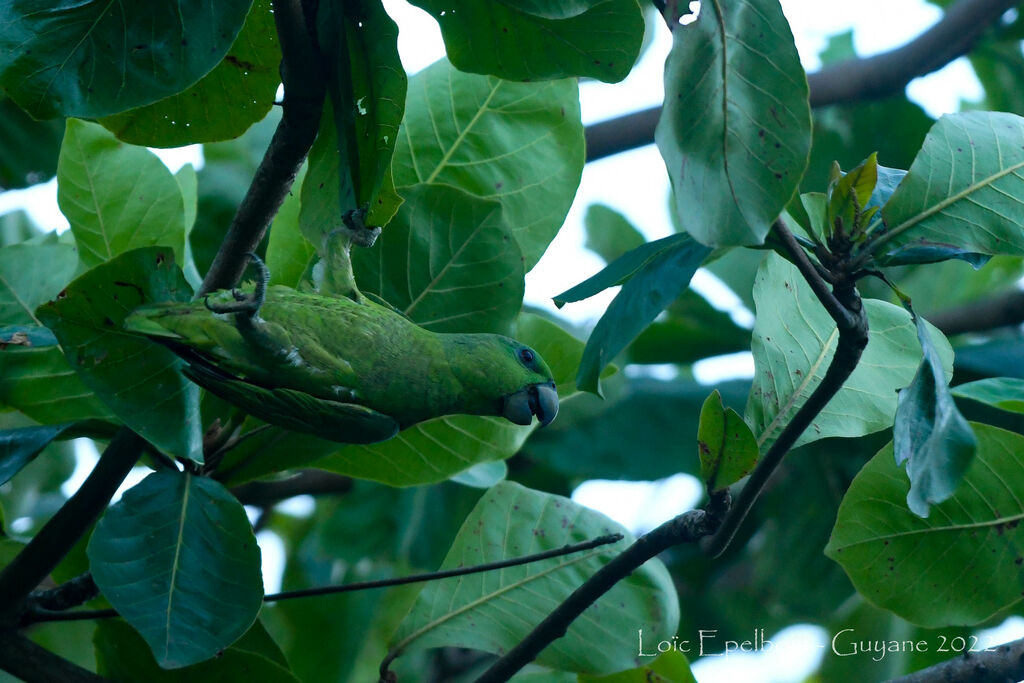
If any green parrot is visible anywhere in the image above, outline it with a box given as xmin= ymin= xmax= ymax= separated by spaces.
xmin=124 ymin=255 xmax=558 ymax=444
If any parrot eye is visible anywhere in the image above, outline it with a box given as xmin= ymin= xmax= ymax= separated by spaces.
xmin=518 ymin=348 xmax=535 ymax=365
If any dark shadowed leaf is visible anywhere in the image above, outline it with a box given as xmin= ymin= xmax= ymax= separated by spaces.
xmin=625 ymin=290 xmax=751 ymax=365
xmin=88 ymin=471 xmax=263 ymax=668
xmin=827 ymin=424 xmax=1024 ymax=627
xmin=656 ymin=0 xmax=811 ymax=247
xmin=408 ymin=0 xmax=643 ymax=83
xmin=36 ymin=248 xmax=201 ymax=460
xmin=0 ymin=0 xmax=252 ymax=119
xmin=392 ymin=59 xmax=583 ymax=269
xmin=583 ymin=204 xmax=645 ymax=263
xmin=894 ymin=313 xmax=977 ymax=517
xmin=0 ymin=423 xmax=73 ymax=486
xmin=391 ymin=482 xmax=678 ymax=674
xmin=0 ymin=95 xmax=64 ymax=190
xmin=98 ymin=0 xmax=280 ymax=147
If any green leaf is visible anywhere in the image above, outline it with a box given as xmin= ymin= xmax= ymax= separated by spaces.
xmin=393 ymin=58 xmax=583 ymax=269
xmin=516 ymin=312 xmax=591 ymax=396
xmin=36 ymin=247 xmax=201 ymax=460
xmin=579 ymin=651 xmax=697 ymax=683
xmin=98 ymin=0 xmax=280 ymax=147
xmin=58 ymin=119 xmax=188 ymax=268
xmin=0 ymin=325 xmax=57 ymax=348
xmin=391 ymin=482 xmax=679 ymax=675
xmin=826 ymin=424 xmax=1024 ymax=627
xmin=656 ymin=0 xmax=811 ymax=247
xmin=95 ymin=619 xmax=298 ymax=683
xmin=952 ymin=377 xmax=1024 ymax=413
xmin=352 ymin=184 xmax=524 ymax=334
xmin=746 ymin=254 xmax=953 ymax=451
xmin=495 ymin=0 xmax=606 ymax=20
xmin=0 ymin=94 xmax=64 ymax=190
xmin=875 ymin=112 xmax=1024 ymax=264
xmin=583 ymin=204 xmax=646 ymax=263
xmin=316 ymin=0 xmax=407 ymax=220
xmin=575 ymin=234 xmax=710 ymax=394
xmin=88 ymin=471 xmax=263 ymax=669
xmin=894 ymin=313 xmax=977 ymax=517
xmin=409 ymin=0 xmax=643 ymax=83
xmin=266 ymin=166 xmax=315 ymax=289
xmin=0 ymin=423 xmax=73 ymax=486
xmin=625 ymin=290 xmax=751 ymax=365
xmin=827 ymin=153 xmax=877 ymax=235
xmin=0 ymin=0 xmax=252 ymax=119
xmin=698 ymin=390 xmax=758 ymax=493
xmin=0 ymin=242 xmax=78 ymax=325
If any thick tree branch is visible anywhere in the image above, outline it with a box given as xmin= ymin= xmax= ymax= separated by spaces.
xmin=0 ymin=631 xmax=109 ymax=683
xmin=888 ymin=635 xmax=1024 ymax=683
xmin=198 ymin=0 xmax=325 ymax=296
xmin=469 ymin=496 xmax=728 ymax=683
xmin=585 ymin=0 xmax=1017 ymax=162
xmin=930 ymin=289 xmax=1024 ymax=336
xmin=704 ymin=220 xmax=869 ymax=556
xmin=0 ymin=429 xmax=144 ymax=620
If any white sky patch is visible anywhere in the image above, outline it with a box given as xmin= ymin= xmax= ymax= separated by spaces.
xmin=257 ymin=529 xmax=287 ymax=594
xmin=691 ymin=624 xmax=828 ymax=683
xmin=571 ymin=474 xmax=703 ymax=535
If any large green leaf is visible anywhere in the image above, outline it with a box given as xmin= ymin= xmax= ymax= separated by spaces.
xmin=391 ymin=482 xmax=679 ymax=675
xmin=98 ymin=0 xmax=280 ymax=147
xmin=393 ymin=59 xmax=583 ymax=269
xmin=58 ymin=119 xmax=188 ymax=268
xmin=316 ymin=0 xmax=407 ymax=222
xmin=874 ymin=112 xmax=1024 ymax=264
xmin=952 ymin=377 xmax=1024 ymax=413
xmin=36 ymin=247 xmax=201 ymax=460
xmin=409 ymin=0 xmax=643 ymax=83
xmin=656 ymin=0 xmax=811 ymax=247
xmin=351 ymin=184 xmax=523 ymax=335
xmin=746 ymin=254 xmax=953 ymax=451
xmin=583 ymin=204 xmax=645 ymax=263
xmin=0 ymin=0 xmax=252 ymax=119
xmin=95 ymin=619 xmax=297 ymax=683
xmin=0 ymin=241 xmax=112 ymax=422
xmin=826 ymin=424 xmax=1024 ymax=627
xmin=88 ymin=471 xmax=263 ymax=669
xmin=894 ymin=313 xmax=977 ymax=517
xmin=0 ymin=95 xmax=64 ymax=190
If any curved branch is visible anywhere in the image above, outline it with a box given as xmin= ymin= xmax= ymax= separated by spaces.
xmin=888 ymin=635 xmax=1024 ymax=683
xmin=585 ymin=0 xmax=1016 ymax=162
xmin=230 ymin=470 xmax=353 ymax=506
xmin=0 ymin=631 xmax=109 ymax=683
xmin=930 ymin=289 xmax=1024 ymax=337
xmin=198 ymin=0 xmax=326 ymax=296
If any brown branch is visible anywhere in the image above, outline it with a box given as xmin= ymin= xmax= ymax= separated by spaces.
xmin=888 ymin=635 xmax=1024 ymax=683
xmin=585 ymin=0 xmax=1017 ymax=162
xmin=468 ymin=496 xmax=728 ymax=683
xmin=198 ymin=0 xmax=325 ymax=296
xmin=0 ymin=631 xmax=109 ymax=683
xmin=930 ymin=289 xmax=1024 ymax=337
xmin=0 ymin=429 xmax=144 ymax=621
xmin=230 ymin=470 xmax=353 ymax=506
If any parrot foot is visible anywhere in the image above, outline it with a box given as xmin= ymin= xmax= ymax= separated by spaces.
xmin=342 ymin=208 xmax=382 ymax=248
xmin=204 ymin=252 xmax=270 ymax=318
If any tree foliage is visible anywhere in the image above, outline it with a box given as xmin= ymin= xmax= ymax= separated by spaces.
xmin=3 ymin=0 xmax=1024 ymax=682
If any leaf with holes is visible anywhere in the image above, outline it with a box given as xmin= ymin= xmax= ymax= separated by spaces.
xmin=409 ymin=0 xmax=643 ymax=83
xmin=98 ymin=0 xmax=280 ymax=147
xmin=393 ymin=59 xmax=583 ymax=269
xmin=352 ymin=183 xmax=524 ymax=335
xmin=0 ymin=0 xmax=252 ymax=119
xmin=746 ymin=254 xmax=952 ymax=452
xmin=656 ymin=0 xmax=811 ymax=247
xmin=88 ymin=471 xmax=263 ymax=669
xmin=58 ymin=120 xmax=188 ymax=268
xmin=826 ymin=424 xmax=1024 ymax=627
xmin=390 ymin=482 xmax=678 ymax=674
xmin=874 ymin=112 xmax=1024 ymax=265
xmin=36 ymin=247 xmax=201 ymax=460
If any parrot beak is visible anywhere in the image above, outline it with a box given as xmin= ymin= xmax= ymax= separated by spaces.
xmin=503 ymin=382 xmax=559 ymax=427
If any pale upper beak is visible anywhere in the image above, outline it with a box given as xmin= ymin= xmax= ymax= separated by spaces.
xmin=503 ymin=382 xmax=559 ymax=427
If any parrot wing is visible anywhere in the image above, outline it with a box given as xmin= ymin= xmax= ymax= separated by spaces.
xmin=183 ymin=362 xmax=399 ymax=445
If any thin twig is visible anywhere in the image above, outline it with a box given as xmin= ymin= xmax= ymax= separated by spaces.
xmin=198 ymin=0 xmax=325 ymax=296
xmin=703 ymin=221 xmax=868 ymax=557
xmin=21 ymin=534 xmax=625 ymax=626
xmin=231 ymin=470 xmax=353 ymax=506
xmin=586 ymin=0 xmax=1016 ymax=162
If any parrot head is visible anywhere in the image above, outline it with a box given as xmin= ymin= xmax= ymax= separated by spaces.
xmin=442 ymin=334 xmax=559 ymax=428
